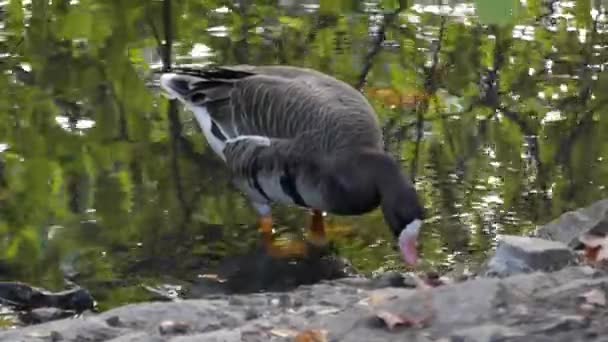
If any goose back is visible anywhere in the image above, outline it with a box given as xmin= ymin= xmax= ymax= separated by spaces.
xmin=160 ymin=65 xmax=385 ymax=211
xmin=169 ymin=65 xmax=384 ymax=154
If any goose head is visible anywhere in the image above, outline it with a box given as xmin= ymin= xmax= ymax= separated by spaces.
xmin=327 ymin=150 xmax=425 ymax=266
xmin=380 ymin=181 xmax=425 ymax=266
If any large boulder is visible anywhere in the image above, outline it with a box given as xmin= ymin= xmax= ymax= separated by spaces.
xmin=480 ymin=235 xmax=576 ymax=277
xmin=534 ymin=198 xmax=608 ymax=247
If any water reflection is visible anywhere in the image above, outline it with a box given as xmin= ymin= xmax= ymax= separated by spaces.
xmin=0 ymin=0 xmax=607 ymax=312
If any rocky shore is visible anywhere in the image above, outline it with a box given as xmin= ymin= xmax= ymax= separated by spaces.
xmin=1 ymin=198 xmax=608 ymax=342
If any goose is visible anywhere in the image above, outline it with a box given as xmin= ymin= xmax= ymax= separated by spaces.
xmin=159 ymin=65 xmax=425 ymax=266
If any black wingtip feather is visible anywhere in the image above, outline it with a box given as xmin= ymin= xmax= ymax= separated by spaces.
xmin=169 ymin=65 xmax=256 ymax=80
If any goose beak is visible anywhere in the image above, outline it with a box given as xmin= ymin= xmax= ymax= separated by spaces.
xmin=398 ymin=219 xmax=422 ymax=266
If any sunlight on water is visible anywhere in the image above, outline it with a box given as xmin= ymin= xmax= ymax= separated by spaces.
xmin=207 ymin=25 xmax=229 ymax=37
xmin=55 ymin=116 xmax=96 ymax=131
xmin=213 ymin=6 xmax=230 ymax=14
xmin=0 ymin=0 xmax=606 ymax=313
xmin=191 ymin=44 xmax=213 ymax=58
xmin=542 ymin=111 xmax=565 ymax=124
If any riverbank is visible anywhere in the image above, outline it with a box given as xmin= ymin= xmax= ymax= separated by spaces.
xmin=1 ymin=198 xmax=607 ymax=342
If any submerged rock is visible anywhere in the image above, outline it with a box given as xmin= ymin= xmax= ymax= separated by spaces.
xmin=0 ymin=282 xmax=95 ymax=313
xmin=481 ymin=235 xmax=576 ymax=277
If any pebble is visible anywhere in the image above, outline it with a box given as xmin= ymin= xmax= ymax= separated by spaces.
xmin=105 ymin=315 xmax=122 ymax=327
xmin=158 ymin=320 xmax=191 ymax=335
xmin=244 ymin=307 xmax=260 ymax=320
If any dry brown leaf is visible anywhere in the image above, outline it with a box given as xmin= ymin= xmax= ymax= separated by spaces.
xmin=270 ymin=329 xmax=298 ymax=337
xmin=579 ymin=233 xmax=608 ymax=263
xmin=368 ymin=275 xmax=436 ymax=330
xmin=294 ymin=329 xmax=328 ymax=342
xmin=374 ymin=307 xmax=434 ymax=330
xmin=364 ymin=87 xmax=430 ymax=109
xmin=269 ymin=329 xmax=298 ymax=338
xmin=579 ymin=303 xmax=595 ymax=312
xmin=580 ymin=288 xmax=606 ymax=307
xmin=362 ymin=274 xmax=435 ymax=330
xmin=375 ymin=310 xmax=410 ymax=330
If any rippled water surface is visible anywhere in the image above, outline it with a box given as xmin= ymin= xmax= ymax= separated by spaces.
xmin=0 ymin=0 xmax=607 ymax=311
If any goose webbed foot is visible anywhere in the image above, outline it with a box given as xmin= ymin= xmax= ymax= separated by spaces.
xmin=258 ymin=215 xmax=308 ymax=258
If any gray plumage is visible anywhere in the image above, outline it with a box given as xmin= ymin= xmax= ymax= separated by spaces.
xmin=160 ymin=64 xmax=425 ymax=265
xmin=160 ymin=64 xmax=423 ymax=244
xmin=160 ymin=65 xmax=384 ymax=212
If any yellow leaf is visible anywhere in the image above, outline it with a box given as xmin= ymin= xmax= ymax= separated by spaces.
xmin=295 ymin=329 xmax=328 ymax=342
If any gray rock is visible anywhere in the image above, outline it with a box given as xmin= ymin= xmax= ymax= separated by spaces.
xmin=535 ymin=198 xmax=608 ymax=246
xmin=107 ymin=331 xmax=165 ymax=342
xmin=171 ymin=330 xmax=242 ymax=342
xmin=2 ymin=266 xmax=608 ymax=342
xmin=364 ymin=278 xmax=503 ymax=331
xmin=97 ymin=300 xmax=245 ymax=333
xmin=0 ymin=318 xmax=127 ymax=342
xmin=449 ymin=324 xmax=524 ymax=342
xmin=481 ymin=235 xmax=576 ymax=277
xmin=334 ymin=271 xmax=419 ymax=289
xmin=25 ymin=308 xmax=72 ymax=324
xmin=158 ymin=320 xmax=191 ymax=335
xmin=534 ymin=315 xmax=590 ymax=334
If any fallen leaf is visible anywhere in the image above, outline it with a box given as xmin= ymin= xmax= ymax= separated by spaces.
xmin=294 ymin=329 xmax=328 ymax=342
xmin=375 ymin=310 xmax=410 ymax=330
xmin=269 ymin=329 xmax=298 ymax=338
xmin=368 ymin=292 xmax=394 ymax=306
xmin=580 ymin=288 xmax=606 ymax=307
xmin=364 ymin=87 xmax=430 ymax=109
xmin=375 ymin=307 xmax=435 ymax=330
xmin=316 ymin=307 xmax=341 ymax=315
xmin=579 ymin=303 xmax=595 ymax=312
xmin=368 ymin=275 xmax=436 ymax=331
xmin=423 ymin=272 xmax=447 ymax=287
xmin=578 ymin=233 xmax=608 ymax=264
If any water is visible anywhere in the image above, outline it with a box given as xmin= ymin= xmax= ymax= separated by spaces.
xmin=0 ymin=0 xmax=607 ymax=313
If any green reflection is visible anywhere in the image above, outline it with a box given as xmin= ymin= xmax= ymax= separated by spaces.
xmin=0 ymin=0 xmax=607 ymax=313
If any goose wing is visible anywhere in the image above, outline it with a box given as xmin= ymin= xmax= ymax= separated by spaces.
xmin=161 ymin=65 xmax=383 ymax=151
xmin=222 ymin=129 xmax=327 ymax=208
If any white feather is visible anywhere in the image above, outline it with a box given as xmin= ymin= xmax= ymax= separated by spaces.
xmin=225 ymin=135 xmax=271 ymax=146
xmin=190 ymin=106 xmax=227 ymax=160
xmin=159 ymin=73 xmax=228 ymax=161
xmin=161 ymin=73 xmax=305 ymax=207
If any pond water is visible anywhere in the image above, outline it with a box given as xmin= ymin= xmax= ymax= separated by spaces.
xmin=0 ymin=0 xmax=607 ymax=312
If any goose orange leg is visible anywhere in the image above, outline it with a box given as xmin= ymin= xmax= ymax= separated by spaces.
xmin=307 ymin=209 xmax=328 ymax=246
xmin=258 ymin=214 xmax=308 ymax=258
